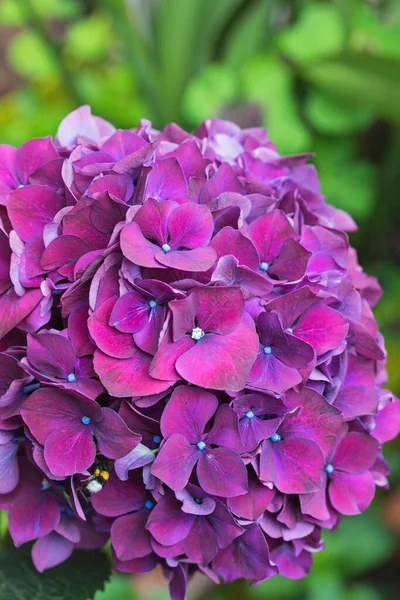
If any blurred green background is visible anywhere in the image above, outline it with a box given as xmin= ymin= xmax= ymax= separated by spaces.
xmin=0 ymin=0 xmax=399 ymax=598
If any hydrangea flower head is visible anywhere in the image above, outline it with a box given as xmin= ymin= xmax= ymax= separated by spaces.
xmin=0 ymin=106 xmax=399 ymax=599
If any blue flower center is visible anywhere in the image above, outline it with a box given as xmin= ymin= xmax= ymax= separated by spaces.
xmin=161 ymin=243 xmax=171 ymax=252
xmin=81 ymin=416 xmax=91 ymax=425
xmin=153 ymin=435 xmax=162 ymax=444
xmin=67 ymin=373 xmax=76 ymax=382
xmin=191 ymin=327 xmax=205 ymax=341
xmin=263 ymin=346 xmax=272 ymax=355
xmin=194 ymin=497 xmax=203 ymax=505
xmin=145 ymin=500 xmax=154 ymax=510
xmin=197 ymin=441 xmax=206 ymax=450
xmin=260 ymin=262 xmax=269 ymax=272
xmin=270 ymin=433 xmax=281 ymax=443
xmin=245 ymin=410 xmax=255 ymax=419
xmin=325 ymin=463 xmax=334 ymax=474
xmin=148 ymin=300 xmax=157 ymax=309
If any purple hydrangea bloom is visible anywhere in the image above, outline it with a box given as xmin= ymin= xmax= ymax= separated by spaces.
xmin=0 ymin=107 xmax=399 ymax=598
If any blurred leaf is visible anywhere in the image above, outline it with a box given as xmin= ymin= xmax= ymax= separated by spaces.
xmin=306 ymin=571 xmax=345 ymax=600
xmin=349 ymin=4 xmax=400 ymax=58
xmin=7 ymin=30 xmax=58 ymax=81
xmin=346 ymin=584 xmax=382 ymax=600
xmin=224 ymin=0 xmax=277 ymax=69
xmin=183 ymin=63 xmax=237 ymax=125
xmin=305 ymin=89 xmax=372 ymax=134
xmin=302 ymin=54 xmax=400 ymax=124
xmin=250 ymin=574 xmax=299 ymax=598
xmin=0 ymin=512 xmax=7 ymax=540
xmin=242 ymin=54 xmax=311 ymax=153
xmin=0 ymin=545 xmax=110 ymax=600
xmin=94 ymin=573 xmax=135 ymax=600
xmin=313 ymin=507 xmax=396 ymax=576
xmin=0 ymin=0 xmax=25 ymax=24
xmin=65 ymin=13 xmax=112 ymax=62
xmin=278 ymin=2 xmax=345 ymax=63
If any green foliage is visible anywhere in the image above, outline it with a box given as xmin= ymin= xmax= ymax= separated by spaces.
xmin=0 ymin=545 xmax=111 ymax=600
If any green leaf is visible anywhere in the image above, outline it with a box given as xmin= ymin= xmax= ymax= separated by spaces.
xmin=183 ymin=63 xmax=237 ymax=126
xmin=250 ymin=574 xmax=300 ymax=598
xmin=301 ymin=54 xmax=400 ymax=124
xmin=305 ymin=89 xmax=373 ymax=134
xmin=94 ymin=573 xmax=135 ymax=600
xmin=278 ymin=2 xmax=345 ymax=63
xmin=0 ymin=512 xmax=7 ymax=540
xmin=65 ymin=14 xmax=112 ymax=62
xmin=241 ymin=54 xmax=311 ymax=153
xmin=224 ymin=0 xmax=278 ymax=69
xmin=7 ymin=30 xmax=58 ymax=81
xmin=306 ymin=571 xmax=345 ymax=600
xmin=0 ymin=545 xmax=111 ymax=600
xmin=313 ymin=507 xmax=396 ymax=576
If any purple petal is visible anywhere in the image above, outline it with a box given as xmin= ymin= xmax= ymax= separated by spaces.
xmin=120 ymin=222 xmax=161 ymax=268
xmin=146 ymin=495 xmax=195 ymax=545
xmin=32 ymin=533 xmax=74 ymax=573
xmin=88 ymin=297 xmax=136 ymax=359
xmin=329 ymin=471 xmax=375 ymax=515
xmin=92 ymin=471 xmax=145 ymax=516
xmin=93 ymin=407 xmax=140 ymax=459
xmin=228 ymin=472 xmax=275 ymax=520
xmin=44 ymin=425 xmax=96 ymax=477
xmin=0 ymin=288 xmax=42 ymax=339
xmin=27 ymin=332 xmax=75 ymax=379
xmin=7 ymin=184 xmax=63 ymax=242
xmin=112 ymin=510 xmax=152 ymax=560
xmin=247 ymin=210 xmax=296 ymax=264
xmin=144 ymin=158 xmax=187 ymax=201
xmin=176 ymin=313 xmax=258 ymax=392
xmin=205 ymin=403 xmax=242 ymax=453
xmin=197 ymin=447 xmax=248 ymax=497
xmin=294 ymin=304 xmax=349 ymax=355
xmin=199 ymin=162 xmax=243 ymax=205
xmin=332 ymin=432 xmax=378 ymax=474
xmin=168 ymin=203 xmax=214 ymax=249
xmin=155 ymin=246 xmax=217 ymax=272
xmin=160 ymin=385 xmax=218 ymax=443
xmin=151 ymin=434 xmax=198 ymax=491
xmin=210 ymin=226 xmax=259 ymax=269
xmin=94 ymin=348 xmax=172 ymax=397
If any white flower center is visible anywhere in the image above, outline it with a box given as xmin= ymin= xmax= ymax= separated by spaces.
xmin=191 ymin=327 xmax=205 ymax=341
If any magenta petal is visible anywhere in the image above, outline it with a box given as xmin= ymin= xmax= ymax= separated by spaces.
xmin=332 ymin=432 xmax=378 ymax=474
xmin=372 ymin=395 xmax=400 ymax=443
xmin=146 ymin=495 xmax=195 ymax=546
xmin=112 ymin=510 xmax=152 ymax=560
xmin=247 ymin=210 xmax=296 ymax=263
xmin=182 ymin=518 xmax=218 ymax=565
xmin=144 ymin=158 xmax=187 ymax=201
xmin=199 ymin=162 xmax=243 ymax=205
xmin=109 ymin=291 xmax=150 ymax=333
xmin=41 ymin=235 xmax=90 ymax=272
xmin=161 ymin=385 xmax=217 ymax=442
xmin=300 ymin=482 xmax=330 ymax=522
xmin=150 ymin=328 xmax=193 ymax=382
xmin=91 ymin=472 xmax=145 ymax=517
xmin=329 ymin=471 xmax=375 ymax=515
xmin=210 ymin=226 xmax=259 ymax=269
xmin=248 ymin=352 xmax=302 ymax=395
xmin=44 ymin=425 xmax=95 ymax=477
xmin=228 ymin=474 xmax=274 ymax=520
xmin=88 ymin=297 xmax=136 ymax=359
xmin=27 ymin=332 xmax=75 ymax=378
xmin=268 ymin=238 xmax=311 ymax=281
xmin=93 ymin=407 xmax=140 ymax=459
xmin=206 ymin=404 xmax=242 ymax=453
xmin=270 ymin=438 xmax=324 ymax=494
xmin=0 ymin=287 xmax=42 ymax=339
xmin=197 ymin=447 xmax=248 ymax=497
xmin=294 ymin=304 xmax=349 ymax=355
xmin=94 ymin=348 xmax=172 ymax=397
xmin=8 ymin=489 xmax=60 ymax=547
xmin=195 ymin=286 xmax=245 ymax=335
xmin=156 ymin=247 xmax=217 ymax=272
xmin=212 ymin=525 xmax=273 ymax=583
xmin=120 ymin=222 xmax=161 ymax=268
xmin=151 ymin=434 xmax=198 ymax=490
xmin=168 ymin=203 xmax=214 ymax=249
xmin=176 ymin=314 xmax=258 ymax=392
xmin=7 ymin=184 xmax=63 ymax=242
xmin=21 ymin=387 xmax=101 ymax=444
xmin=32 ymin=533 xmax=74 ymax=573
xmin=334 ymin=385 xmax=378 ymax=420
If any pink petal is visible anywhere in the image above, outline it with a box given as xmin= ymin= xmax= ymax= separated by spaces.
xmin=168 ymin=203 xmax=214 ymax=249
xmin=294 ymin=304 xmax=349 ymax=355
xmin=176 ymin=313 xmax=258 ymax=392
xmin=155 ymin=246 xmax=217 ymax=272
xmin=332 ymin=432 xmax=378 ymax=474
xmin=120 ymin=222 xmax=161 ymax=268
xmin=32 ymin=533 xmax=74 ymax=573
xmin=44 ymin=425 xmax=96 ymax=476
xmin=329 ymin=471 xmax=375 ymax=515
xmin=0 ymin=287 xmax=42 ymax=339
xmin=88 ymin=297 xmax=136 ymax=359
xmin=151 ymin=434 xmax=198 ymax=490
xmin=27 ymin=332 xmax=75 ymax=378
xmin=160 ymin=385 xmax=218 ymax=442
xmin=93 ymin=348 xmax=172 ymax=397
xmin=7 ymin=185 xmax=63 ymax=242
xmin=197 ymin=447 xmax=248 ymax=497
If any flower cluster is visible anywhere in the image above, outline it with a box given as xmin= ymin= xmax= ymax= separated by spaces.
xmin=0 ymin=106 xmax=399 ymax=597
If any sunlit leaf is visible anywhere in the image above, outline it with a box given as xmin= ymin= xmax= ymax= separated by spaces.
xmin=7 ymin=30 xmax=58 ymax=81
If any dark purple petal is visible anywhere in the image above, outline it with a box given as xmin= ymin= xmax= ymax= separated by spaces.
xmin=146 ymin=495 xmax=195 ymax=546
xmin=32 ymin=533 xmax=74 ymax=572
xmin=151 ymin=434 xmax=198 ymax=490
xmin=161 ymin=385 xmax=217 ymax=442
xmin=112 ymin=510 xmax=152 ymax=560
xmin=197 ymin=447 xmax=248 ymax=497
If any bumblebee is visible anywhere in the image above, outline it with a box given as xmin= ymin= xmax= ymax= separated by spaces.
xmin=85 ymin=454 xmax=112 ymax=494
